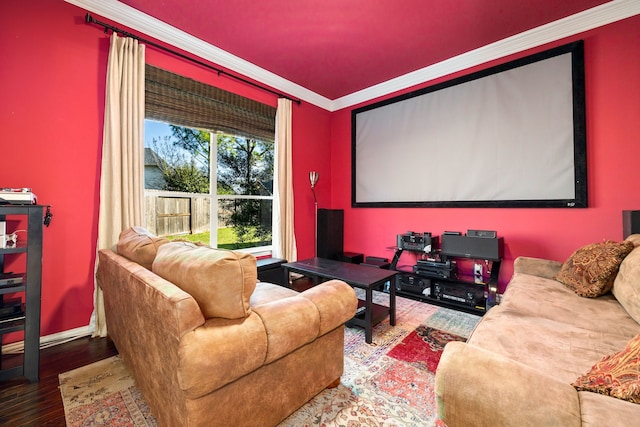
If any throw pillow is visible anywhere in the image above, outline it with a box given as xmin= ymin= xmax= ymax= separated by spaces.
xmin=152 ymin=242 xmax=257 ymax=319
xmin=116 ymin=226 xmax=170 ymax=270
xmin=554 ymin=240 xmax=635 ymax=298
xmin=573 ymin=334 xmax=640 ymax=404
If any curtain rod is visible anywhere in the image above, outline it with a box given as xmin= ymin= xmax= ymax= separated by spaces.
xmin=85 ymin=13 xmax=301 ymax=105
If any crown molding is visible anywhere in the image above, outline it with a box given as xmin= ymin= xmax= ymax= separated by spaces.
xmin=64 ymin=0 xmax=334 ymax=109
xmin=66 ymin=0 xmax=639 ymax=112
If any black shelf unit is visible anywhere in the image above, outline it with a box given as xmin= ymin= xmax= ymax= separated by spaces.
xmin=0 ymin=205 xmax=44 ymax=382
xmin=390 ymin=234 xmax=502 ymax=316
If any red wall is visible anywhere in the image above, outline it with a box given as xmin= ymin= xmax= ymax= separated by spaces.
xmin=330 ymin=15 xmax=640 ymax=290
xmin=0 ymin=0 xmax=329 ymax=341
xmin=1 ymin=0 xmax=639 ymax=340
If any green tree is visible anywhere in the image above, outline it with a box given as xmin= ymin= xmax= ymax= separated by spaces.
xmin=163 ymin=162 xmax=209 ymax=193
xmin=166 ymin=127 xmax=274 ymax=245
xmin=169 ymin=126 xmax=211 ymax=174
xmin=150 ymin=133 xmax=209 ymax=193
xmin=216 ymin=134 xmax=273 ymax=244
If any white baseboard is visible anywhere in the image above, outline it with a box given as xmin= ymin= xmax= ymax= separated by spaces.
xmin=1 ymin=325 xmax=92 ymax=354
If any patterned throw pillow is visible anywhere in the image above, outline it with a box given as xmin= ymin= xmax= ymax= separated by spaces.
xmin=573 ymin=334 xmax=640 ymax=403
xmin=554 ymin=240 xmax=635 ymax=298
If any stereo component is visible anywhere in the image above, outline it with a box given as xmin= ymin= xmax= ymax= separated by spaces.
xmin=466 ymin=229 xmax=497 ymax=238
xmin=0 ymin=188 xmax=37 ymax=205
xmin=413 ymin=259 xmax=457 ymax=279
xmin=396 ymin=231 xmax=438 ymax=252
xmin=441 ymin=234 xmax=504 ymax=260
xmin=433 ymin=281 xmax=485 ymax=309
xmin=396 ymin=273 xmax=431 ymax=297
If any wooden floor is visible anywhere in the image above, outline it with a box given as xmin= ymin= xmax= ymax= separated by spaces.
xmin=0 ymin=336 xmax=117 ymax=426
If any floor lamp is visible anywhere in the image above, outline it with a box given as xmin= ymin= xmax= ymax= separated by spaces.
xmin=309 ymin=171 xmax=319 ymax=257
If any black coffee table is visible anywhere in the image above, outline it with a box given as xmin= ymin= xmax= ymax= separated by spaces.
xmin=282 ymin=258 xmax=397 ymax=344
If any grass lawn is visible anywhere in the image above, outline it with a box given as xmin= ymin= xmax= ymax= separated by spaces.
xmin=167 ymin=227 xmax=270 ymax=249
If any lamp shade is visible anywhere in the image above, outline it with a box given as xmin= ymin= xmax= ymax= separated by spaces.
xmin=309 ymin=171 xmax=319 ymax=188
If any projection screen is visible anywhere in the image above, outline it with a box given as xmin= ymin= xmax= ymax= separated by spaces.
xmin=352 ymin=41 xmax=586 ymax=208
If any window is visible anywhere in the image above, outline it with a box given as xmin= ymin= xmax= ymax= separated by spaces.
xmin=143 ymin=66 xmax=276 ymax=252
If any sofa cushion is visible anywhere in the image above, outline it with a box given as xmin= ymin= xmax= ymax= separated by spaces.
xmin=116 ymin=227 xmax=170 ymax=270
xmin=612 ymin=235 xmax=640 ymax=324
xmin=578 ymin=391 xmax=640 ymax=426
xmin=554 ymin=240 xmax=635 ymax=298
xmin=573 ymin=334 xmax=640 ymax=404
xmin=467 ymin=307 xmax=635 ymax=384
xmin=152 ymin=242 xmax=257 ymax=319
xmin=499 ymin=273 xmax=640 ymax=338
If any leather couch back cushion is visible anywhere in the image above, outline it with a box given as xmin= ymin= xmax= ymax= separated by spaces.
xmin=116 ymin=227 xmax=170 ymax=270
xmin=152 ymin=242 xmax=257 ymax=319
xmin=612 ymin=234 xmax=640 ymax=324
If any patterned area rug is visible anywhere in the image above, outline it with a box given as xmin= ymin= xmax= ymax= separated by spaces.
xmin=59 ymin=294 xmax=480 ymax=427
xmin=59 ymin=356 xmax=156 ymax=426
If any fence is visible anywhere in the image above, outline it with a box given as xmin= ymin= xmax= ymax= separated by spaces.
xmin=144 ymin=190 xmax=210 ymax=237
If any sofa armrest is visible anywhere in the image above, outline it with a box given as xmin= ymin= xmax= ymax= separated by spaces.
xmin=253 ymin=279 xmax=357 ymax=364
xmin=435 ymin=342 xmax=581 ymax=427
xmin=178 ymin=280 xmax=357 ymax=398
xmin=513 ymin=256 xmax=563 ymax=279
xmin=299 ymin=279 xmax=358 ymax=335
xmin=98 ymin=249 xmax=205 ymax=340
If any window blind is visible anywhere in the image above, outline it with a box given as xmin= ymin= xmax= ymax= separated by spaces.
xmin=145 ymin=65 xmax=276 ymax=142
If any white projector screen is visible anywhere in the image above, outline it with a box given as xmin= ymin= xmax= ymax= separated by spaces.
xmin=352 ymin=41 xmax=587 ymax=208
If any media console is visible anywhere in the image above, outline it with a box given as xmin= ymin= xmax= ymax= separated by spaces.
xmin=390 ymin=231 xmax=502 ymax=315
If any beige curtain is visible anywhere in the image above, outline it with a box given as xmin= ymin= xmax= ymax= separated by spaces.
xmin=91 ymin=33 xmax=145 ymax=337
xmin=272 ymin=98 xmax=297 ymax=262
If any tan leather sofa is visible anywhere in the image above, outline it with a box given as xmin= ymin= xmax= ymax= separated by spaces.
xmin=96 ymin=227 xmax=358 ymax=427
xmin=435 ymin=234 xmax=640 ymax=426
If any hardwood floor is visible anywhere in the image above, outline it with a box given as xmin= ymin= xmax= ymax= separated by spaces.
xmin=0 ymin=336 xmax=117 ymax=426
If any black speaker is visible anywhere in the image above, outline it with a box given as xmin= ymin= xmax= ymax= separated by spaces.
xmin=317 ymin=209 xmax=343 ymax=260
xmin=623 ymin=210 xmax=640 ymax=239
xmin=441 ymin=234 xmax=504 ymax=261
xmin=339 ymin=252 xmax=364 ymax=264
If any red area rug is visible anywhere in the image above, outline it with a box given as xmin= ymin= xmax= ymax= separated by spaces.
xmin=387 ymin=325 xmax=466 ymax=373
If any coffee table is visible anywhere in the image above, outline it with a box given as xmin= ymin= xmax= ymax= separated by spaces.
xmin=282 ymin=258 xmax=397 ymax=344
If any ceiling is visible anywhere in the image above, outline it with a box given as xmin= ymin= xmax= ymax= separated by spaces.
xmin=117 ymin=0 xmax=610 ymax=100
xmin=72 ymin=0 xmax=640 ymax=109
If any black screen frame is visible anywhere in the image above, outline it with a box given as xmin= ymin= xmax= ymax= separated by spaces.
xmin=351 ymin=40 xmax=587 ymax=209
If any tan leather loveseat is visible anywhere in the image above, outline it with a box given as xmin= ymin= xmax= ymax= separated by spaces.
xmin=96 ymin=227 xmax=357 ymax=426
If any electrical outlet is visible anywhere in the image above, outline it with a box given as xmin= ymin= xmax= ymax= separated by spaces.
xmin=474 ymin=263 xmax=483 ymax=284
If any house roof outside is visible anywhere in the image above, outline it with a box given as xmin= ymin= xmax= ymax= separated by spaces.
xmin=144 ymin=147 xmax=164 ymax=168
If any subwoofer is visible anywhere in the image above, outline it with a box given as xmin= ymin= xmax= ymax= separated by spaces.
xmin=316 ymin=208 xmax=343 ymax=260
xmin=623 ymin=210 xmax=640 ymax=239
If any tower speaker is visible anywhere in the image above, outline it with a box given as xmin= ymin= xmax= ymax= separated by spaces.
xmin=317 ymin=208 xmax=343 ymax=260
xmin=623 ymin=210 xmax=640 ymax=239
